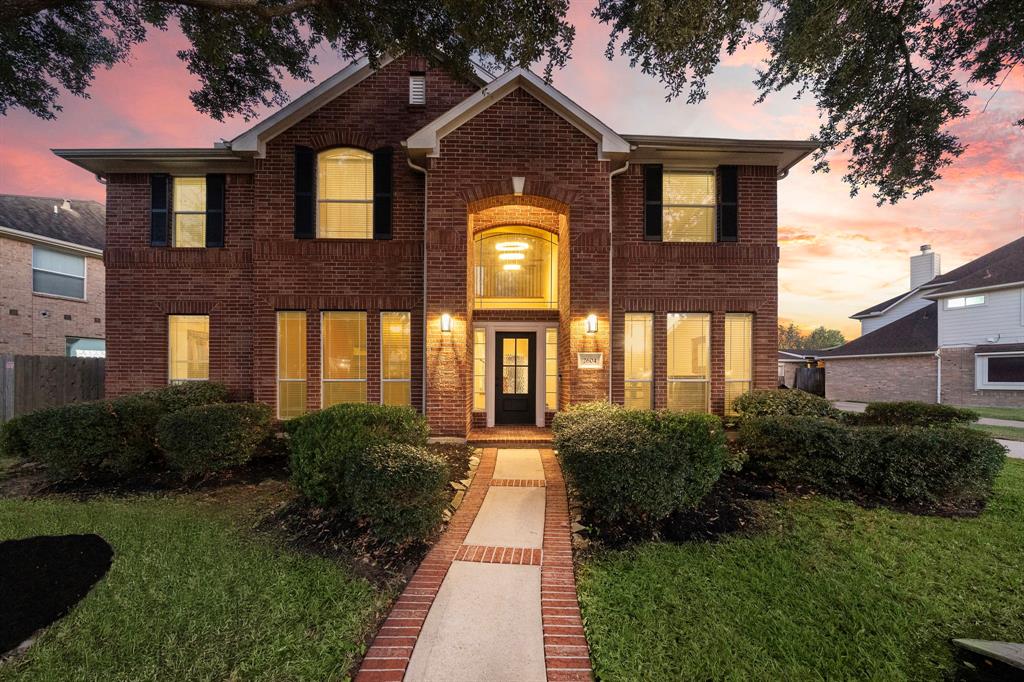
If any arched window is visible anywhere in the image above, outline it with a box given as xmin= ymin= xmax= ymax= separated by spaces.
xmin=473 ymin=226 xmax=558 ymax=309
xmin=317 ymin=148 xmax=373 ymax=238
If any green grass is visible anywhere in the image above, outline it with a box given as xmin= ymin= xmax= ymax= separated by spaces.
xmin=971 ymin=406 xmax=1024 ymax=422
xmin=0 ymin=495 xmax=390 ymax=681
xmin=578 ymin=460 xmax=1024 ymax=681
xmin=972 ymin=424 xmax=1024 ymax=441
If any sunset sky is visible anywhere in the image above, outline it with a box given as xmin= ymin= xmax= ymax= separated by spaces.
xmin=2 ymin=3 xmax=1021 ymax=340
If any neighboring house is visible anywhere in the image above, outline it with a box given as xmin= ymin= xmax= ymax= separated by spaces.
xmin=821 ymin=237 xmax=1024 ymax=407
xmin=0 ymin=195 xmax=106 ymax=357
xmin=54 ymin=54 xmax=815 ymax=438
xmin=778 ymin=349 xmax=826 ymax=388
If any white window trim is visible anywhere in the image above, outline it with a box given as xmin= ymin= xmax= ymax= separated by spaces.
xmin=167 ymin=314 xmax=210 ymax=384
xmin=276 ymin=311 xmax=307 ymax=419
xmin=975 ymin=352 xmax=1024 ymax=391
xmin=944 ymin=294 xmax=986 ymax=310
xmin=320 ymin=311 xmax=368 ymax=406
xmin=623 ymin=312 xmax=654 ymax=409
xmin=315 ymin=148 xmax=374 ymax=240
xmin=662 ymin=168 xmax=718 ymax=244
xmin=31 ymin=245 xmax=87 ymax=301
xmin=667 ymin=312 xmax=711 ymax=412
xmin=474 ymin=321 xmax=556 ymax=428
xmin=380 ymin=311 xmax=412 ymax=406
xmin=171 ymin=176 xmax=207 ymax=248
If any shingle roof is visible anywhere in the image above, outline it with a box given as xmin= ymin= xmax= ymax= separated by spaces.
xmin=851 ymin=290 xmax=912 ymax=318
xmin=0 ymin=194 xmax=105 ymax=250
xmin=926 ymin=236 xmax=1024 ymax=296
xmin=821 ymin=303 xmax=938 ymax=358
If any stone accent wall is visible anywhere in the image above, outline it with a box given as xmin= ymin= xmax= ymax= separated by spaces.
xmin=940 ymin=346 xmax=1024 ymax=407
xmin=0 ymin=236 xmax=105 ymax=356
xmin=825 ymin=355 xmax=937 ymax=403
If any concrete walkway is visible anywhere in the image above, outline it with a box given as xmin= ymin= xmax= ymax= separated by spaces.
xmin=356 ymin=447 xmax=591 ymax=681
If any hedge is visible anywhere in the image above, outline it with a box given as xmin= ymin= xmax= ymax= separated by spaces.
xmin=140 ymin=381 xmax=230 ymax=413
xmin=731 ymin=389 xmax=838 ymax=420
xmin=860 ymin=401 xmax=978 ymax=427
xmin=157 ymin=402 xmax=273 ymax=476
xmin=286 ymin=403 xmax=429 ymax=508
xmin=740 ymin=416 xmax=1006 ymax=506
xmin=553 ymin=402 xmax=727 ymax=533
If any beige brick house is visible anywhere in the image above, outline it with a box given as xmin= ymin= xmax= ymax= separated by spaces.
xmin=0 ymin=195 xmax=106 ymax=357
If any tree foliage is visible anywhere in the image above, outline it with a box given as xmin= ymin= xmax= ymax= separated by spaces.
xmin=779 ymin=322 xmax=846 ymax=350
xmin=2 ymin=0 xmax=1019 ymax=203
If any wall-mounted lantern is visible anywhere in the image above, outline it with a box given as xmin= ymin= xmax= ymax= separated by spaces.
xmin=584 ymin=313 xmax=598 ymax=334
xmin=440 ymin=313 xmax=452 ymax=333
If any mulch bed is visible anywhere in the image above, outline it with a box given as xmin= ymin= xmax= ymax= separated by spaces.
xmin=0 ymin=534 xmax=113 ymax=655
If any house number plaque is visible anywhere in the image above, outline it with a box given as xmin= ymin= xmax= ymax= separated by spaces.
xmin=577 ymin=352 xmax=604 ymax=369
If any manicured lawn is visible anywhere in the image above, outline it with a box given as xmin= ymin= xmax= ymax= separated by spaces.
xmin=578 ymin=460 xmax=1024 ymax=681
xmin=972 ymin=423 xmax=1024 ymax=442
xmin=972 ymin=406 xmax=1024 ymax=422
xmin=0 ymin=493 xmax=390 ymax=681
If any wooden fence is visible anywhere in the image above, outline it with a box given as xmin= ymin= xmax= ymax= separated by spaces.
xmin=0 ymin=355 xmax=105 ymax=422
xmin=794 ymin=366 xmax=826 ymax=397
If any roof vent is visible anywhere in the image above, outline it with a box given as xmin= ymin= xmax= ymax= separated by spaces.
xmin=59 ymin=199 xmax=72 ymax=211
xmin=920 ymin=244 xmax=931 ymax=253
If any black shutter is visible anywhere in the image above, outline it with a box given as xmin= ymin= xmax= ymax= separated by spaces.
xmin=205 ymin=173 xmax=225 ymax=247
xmin=150 ymin=174 xmax=169 ymax=246
xmin=372 ymin=147 xmax=393 ymax=240
xmin=717 ymin=165 xmax=738 ymax=242
xmin=643 ymin=164 xmax=663 ymax=241
xmin=294 ymin=146 xmax=315 ymax=239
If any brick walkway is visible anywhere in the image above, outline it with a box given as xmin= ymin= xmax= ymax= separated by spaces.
xmin=355 ymin=447 xmax=592 ymax=681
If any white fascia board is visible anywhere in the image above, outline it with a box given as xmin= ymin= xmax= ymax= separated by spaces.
xmin=229 ymin=56 xmax=392 ymax=157
xmin=406 ymin=68 xmax=631 ymax=160
xmin=822 ymin=351 xmax=935 ymax=360
xmin=923 ymin=281 xmax=1024 ymax=300
xmin=850 ymin=288 xmax=921 ymax=319
xmin=0 ymin=225 xmax=103 ymax=257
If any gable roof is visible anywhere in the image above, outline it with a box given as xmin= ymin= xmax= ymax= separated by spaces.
xmin=405 ymin=68 xmax=631 ymax=160
xmin=0 ymin=194 xmax=105 ymax=252
xmin=851 ymin=290 xmax=916 ymax=318
xmin=822 ymin=302 xmax=937 ymax=359
xmin=924 ymin=236 xmax=1024 ymax=297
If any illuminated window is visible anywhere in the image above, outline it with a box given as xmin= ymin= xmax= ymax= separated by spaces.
xmin=474 ymin=226 xmax=558 ymax=309
xmin=168 ymin=315 xmax=209 ymax=383
xmin=317 ymin=148 xmax=373 ymax=239
xmin=32 ymin=246 xmax=85 ymax=299
xmin=664 ymin=171 xmax=715 ymax=242
xmin=381 ymin=312 xmax=411 ymax=406
xmin=545 ymin=327 xmax=558 ymax=411
xmin=624 ymin=313 xmax=653 ymax=409
xmin=724 ymin=313 xmax=753 ymax=415
xmin=277 ymin=311 xmax=307 ymax=419
xmin=322 ymin=311 xmax=367 ymax=406
xmin=666 ymin=313 xmax=709 ymax=411
xmin=473 ymin=328 xmax=486 ymax=411
xmin=946 ymin=295 xmax=985 ymax=309
xmin=173 ymin=177 xmax=206 ymax=247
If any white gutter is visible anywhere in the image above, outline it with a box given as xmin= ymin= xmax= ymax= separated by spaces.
xmin=935 ymin=348 xmax=942 ymax=404
xmin=405 ymin=149 xmax=430 ymax=417
xmin=608 ymin=161 xmax=630 ymax=401
xmin=0 ymin=225 xmax=103 ymax=258
xmin=821 ymin=351 xmax=935 ymax=360
xmin=924 ymin=281 xmax=1024 ymax=299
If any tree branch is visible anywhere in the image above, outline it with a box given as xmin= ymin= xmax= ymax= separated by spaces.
xmin=1 ymin=0 xmax=318 ymax=22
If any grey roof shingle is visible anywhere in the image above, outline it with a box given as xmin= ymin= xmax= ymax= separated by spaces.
xmin=0 ymin=194 xmax=105 ymax=250
xmin=926 ymin=236 xmax=1024 ymax=296
xmin=821 ymin=303 xmax=938 ymax=358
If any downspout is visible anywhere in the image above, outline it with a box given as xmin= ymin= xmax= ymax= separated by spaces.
xmin=608 ymin=160 xmax=630 ymax=401
xmin=935 ymin=348 xmax=942 ymax=404
xmin=405 ymin=147 xmax=429 ymax=416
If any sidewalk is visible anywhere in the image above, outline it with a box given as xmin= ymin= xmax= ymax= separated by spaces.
xmin=356 ymin=447 xmax=591 ymax=682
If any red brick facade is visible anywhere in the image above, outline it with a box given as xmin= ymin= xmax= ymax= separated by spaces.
xmin=99 ymin=56 xmax=787 ymax=438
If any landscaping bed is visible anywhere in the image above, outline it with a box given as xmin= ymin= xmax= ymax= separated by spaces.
xmin=577 ymin=459 xmax=1024 ymax=680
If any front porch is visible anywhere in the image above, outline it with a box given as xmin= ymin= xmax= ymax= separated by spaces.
xmin=467 ymin=425 xmax=554 ymax=447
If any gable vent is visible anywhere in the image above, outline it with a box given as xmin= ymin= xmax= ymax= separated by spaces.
xmin=409 ymin=75 xmax=426 ymax=105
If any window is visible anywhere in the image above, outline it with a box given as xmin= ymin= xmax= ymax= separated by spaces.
xmin=409 ymin=74 xmax=426 ymax=104
xmin=725 ymin=313 xmax=753 ymax=414
xmin=474 ymin=226 xmax=558 ymax=309
xmin=277 ymin=311 xmax=307 ymax=419
xmin=168 ymin=315 xmax=209 ymax=382
xmin=322 ymin=311 xmax=367 ymax=406
xmin=624 ymin=313 xmax=653 ymax=409
xmin=545 ymin=327 xmax=558 ymax=411
xmin=667 ymin=313 xmax=710 ymax=411
xmin=66 ymin=337 xmax=105 ymax=358
xmin=976 ymin=353 xmax=1024 ymax=390
xmin=32 ymin=246 xmax=85 ymax=299
xmin=946 ymin=295 xmax=985 ymax=309
xmin=663 ymin=171 xmax=716 ymax=242
xmin=381 ymin=312 xmax=411 ymax=406
xmin=173 ymin=177 xmax=206 ymax=247
xmin=317 ymin=148 xmax=373 ymax=239
xmin=473 ymin=328 xmax=486 ymax=411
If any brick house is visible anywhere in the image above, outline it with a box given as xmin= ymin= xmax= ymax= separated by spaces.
xmin=55 ymin=55 xmax=815 ymax=438
xmin=0 ymin=195 xmax=106 ymax=357
xmin=821 ymin=238 xmax=1024 ymax=407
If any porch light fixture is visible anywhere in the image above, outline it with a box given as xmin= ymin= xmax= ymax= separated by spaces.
xmin=502 ymin=263 xmax=522 ymax=271
xmin=499 ymin=252 xmax=525 ymax=261
xmin=495 ymin=241 xmax=528 ymax=251
xmin=440 ymin=313 xmax=452 ymax=333
xmin=585 ymin=314 xmax=598 ymax=334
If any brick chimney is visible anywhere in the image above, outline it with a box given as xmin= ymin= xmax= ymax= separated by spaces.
xmin=910 ymin=244 xmax=941 ymax=289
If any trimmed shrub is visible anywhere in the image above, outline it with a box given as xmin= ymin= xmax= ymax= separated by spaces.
xmin=140 ymin=381 xmax=230 ymax=413
xmin=286 ymin=403 xmax=429 ymax=508
xmin=427 ymin=442 xmax=476 ymax=482
xmin=157 ymin=402 xmax=273 ymax=476
xmin=731 ymin=389 xmax=838 ymax=420
xmin=740 ymin=416 xmax=1006 ymax=506
xmin=349 ymin=443 xmax=450 ymax=545
xmin=553 ymin=402 xmax=727 ymax=532
xmin=0 ymin=417 xmax=28 ymax=459
xmin=11 ymin=395 xmax=163 ymax=479
xmin=861 ymin=401 xmax=978 ymax=427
